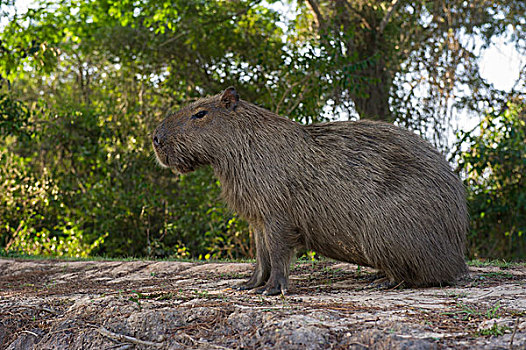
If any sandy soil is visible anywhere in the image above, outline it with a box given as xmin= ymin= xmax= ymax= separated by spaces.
xmin=0 ymin=258 xmax=524 ymax=349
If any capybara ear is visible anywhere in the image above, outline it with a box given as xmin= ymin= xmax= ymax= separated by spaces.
xmin=220 ymin=86 xmax=239 ymax=111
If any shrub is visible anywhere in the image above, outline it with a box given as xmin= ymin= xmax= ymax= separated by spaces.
xmin=455 ymin=100 xmax=525 ymax=260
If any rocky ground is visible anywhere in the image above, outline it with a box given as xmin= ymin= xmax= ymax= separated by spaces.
xmin=0 ymin=258 xmax=524 ymax=349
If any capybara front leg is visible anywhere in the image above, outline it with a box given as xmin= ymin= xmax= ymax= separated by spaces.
xmin=237 ymin=227 xmax=270 ymax=290
xmin=254 ymin=224 xmax=296 ymax=296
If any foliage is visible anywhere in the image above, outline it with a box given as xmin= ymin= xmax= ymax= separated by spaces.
xmin=0 ymin=142 xmax=105 ymax=257
xmin=0 ymin=91 xmax=250 ymax=258
xmin=291 ymin=0 xmax=526 ymax=150
xmin=455 ymin=100 xmax=526 ymax=259
xmin=0 ymin=0 xmax=524 ymax=260
xmin=0 ymin=93 xmax=31 ymax=137
xmin=0 ymin=0 xmax=270 ymax=259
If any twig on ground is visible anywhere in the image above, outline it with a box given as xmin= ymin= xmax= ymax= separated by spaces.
xmin=178 ymin=332 xmax=233 ymax=350
xmin=21 ymin=330 xmax=40 ymax=338
xmin=104 ymin=344 xmax=132 ymax=350
xmin=39 ymin=307 xmax=57 ymax=315
xmin=387 ymin=281 xmax=405 ymax=291
xmin=97 ymin=327 xmax=164 ymax=348
xmin=14 ymin=305 xmax=57 ymax=315
xmin=509 ymin=317 xmax=519 ymax=350
xmin=465 ymin=290 xmax=495 ymax=301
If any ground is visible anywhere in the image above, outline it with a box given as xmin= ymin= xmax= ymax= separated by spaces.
xmin=0 ymin=258 xmax=524 ymax=349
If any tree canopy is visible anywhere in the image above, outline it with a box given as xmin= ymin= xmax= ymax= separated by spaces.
xmin=1 ymin=0 xmax=524 ymax=260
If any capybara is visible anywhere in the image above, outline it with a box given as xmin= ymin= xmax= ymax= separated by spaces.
xmin=153 ymin=87 xmax=468 ymax=295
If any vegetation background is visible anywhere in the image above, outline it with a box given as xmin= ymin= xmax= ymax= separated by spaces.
xmin=0 ymin=0 xmax=524 ymax=261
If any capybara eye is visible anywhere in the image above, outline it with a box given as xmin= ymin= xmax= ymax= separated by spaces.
xmin=191 ymin=110 xmax=208 ymax=119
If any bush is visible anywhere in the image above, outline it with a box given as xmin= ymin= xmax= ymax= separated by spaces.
xmin=455 ymin=100 xmax=525 ymax=260
xmin=0 ymin=94 xmax=249 ymax=259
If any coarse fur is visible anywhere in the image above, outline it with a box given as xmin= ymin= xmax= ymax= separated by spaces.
xmin=153 ymin=87 xmax=468 ymax=295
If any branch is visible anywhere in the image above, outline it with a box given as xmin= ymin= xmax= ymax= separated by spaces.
xmin=286 ymin=77 xmax=313 ymax=116
xmin=158 ymin=31 xmax=188 ymax=47
xmin=378 ymin=0 xmax=401 ymax=34
xmin=343 ymin=1 xmax=372 ymax=30
xmin=305 ymin=0 xmax=324 ymax=30
xmin=275 ymin=77 xmax=299 ymax=114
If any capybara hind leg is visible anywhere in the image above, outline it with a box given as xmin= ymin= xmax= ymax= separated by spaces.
xmin=237 ymin=227 xmax=270 ymax=290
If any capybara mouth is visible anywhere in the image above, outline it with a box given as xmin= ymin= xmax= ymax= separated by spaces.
xmin=153 ymin=144 xmax=170 ymax=168
xmin=153 ymin=144 xmax=197 ymax=173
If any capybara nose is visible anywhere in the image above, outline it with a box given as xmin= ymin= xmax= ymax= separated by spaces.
xmin=153 ymin=135 xmax=161 ymax=147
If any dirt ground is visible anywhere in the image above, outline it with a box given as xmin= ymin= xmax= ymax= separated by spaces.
xmin=0 ymin=258 xmax=524 ymax=349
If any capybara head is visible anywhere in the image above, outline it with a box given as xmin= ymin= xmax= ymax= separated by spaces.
xmin=152 ymin=87 xmax=240 ymax=173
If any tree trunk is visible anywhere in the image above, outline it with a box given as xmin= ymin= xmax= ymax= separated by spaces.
xmin=305 ymin=0 xmax=395 ymax=122
xmin=351 ymin=59 xmax=392 ymax=121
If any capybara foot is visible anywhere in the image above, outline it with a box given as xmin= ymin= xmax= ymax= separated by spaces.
xmin=254 ymin=276 xmax=288 ymax=296
xmin=360 ymin=271 xmax=387 ymax=282
xmin=235 ymin=279 xmax=263 ymax=291
xmin=234 ymin=282 xmax=253 ymax=291
xmin=370 ymin=277 xmax=404 ymax=290
xmin=234 ymin=269 xmax=268 ymax=291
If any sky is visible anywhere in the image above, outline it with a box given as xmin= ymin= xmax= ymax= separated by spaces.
xmin=3 ymin=0 xmax=524 ymax=131
xmin=479 ymin=36 xmax=523 ymax=91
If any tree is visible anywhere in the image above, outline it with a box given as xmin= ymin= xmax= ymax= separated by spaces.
xmin=1 ymin=0 xmax=525 ymax=260
xmin=288 ymin=0 xmax=526 ymax=149
xmin=0 ymin=0 xmax=284 ymax=258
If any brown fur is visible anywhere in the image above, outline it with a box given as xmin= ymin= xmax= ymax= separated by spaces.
xmin=153 ymin=87 xmax=468 ymax=295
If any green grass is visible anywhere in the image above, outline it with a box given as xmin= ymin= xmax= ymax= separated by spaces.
xmin=440 ymin=301 xmax=505 ymax=322
xmin=477 ymin=323 xmax=511 ymax=337
xmin=3 ymin=251 xmax=525 ymax=268
xmin=468 ymin=259 xmax=525 ymax=268
xmin=479 ymin=271 xmax=514 ymax=279
xmin=0 ymin=250 xmax=256 ymax=264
